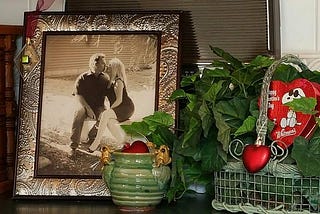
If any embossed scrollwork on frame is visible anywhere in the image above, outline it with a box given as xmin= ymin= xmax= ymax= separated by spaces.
xmin=14 ymin=11 xmax=181 ymax=198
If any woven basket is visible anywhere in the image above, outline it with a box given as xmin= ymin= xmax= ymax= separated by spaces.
xmin=212 ymin=55 xmax=320 ymax=214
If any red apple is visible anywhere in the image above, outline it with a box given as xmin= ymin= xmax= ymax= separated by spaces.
xmin=122 ymin=140 xmax=149 ymax=153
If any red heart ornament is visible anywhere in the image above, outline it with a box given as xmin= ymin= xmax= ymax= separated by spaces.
xmin=122 ymin=140 xmax=149 ymax=153
xmin=268 ymin=78 xmax=320 ymax=148
xmin=242 ymin=144 xmax=271 ymax=173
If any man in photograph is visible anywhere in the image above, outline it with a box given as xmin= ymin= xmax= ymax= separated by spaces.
xmin=69 ymin=53 xmax=111 ymax=157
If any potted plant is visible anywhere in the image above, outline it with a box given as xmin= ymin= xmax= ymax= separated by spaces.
xmin=121 ymin=47 xmax=276 ymax=202
xmin=122 ymin=47 xmax=320 ymax=208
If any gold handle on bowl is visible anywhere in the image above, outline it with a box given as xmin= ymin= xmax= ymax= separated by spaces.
xmin=100 ymin=145 xmax=113 ymax=165
xmin=153 ymin=144 xmax=172 ymax=167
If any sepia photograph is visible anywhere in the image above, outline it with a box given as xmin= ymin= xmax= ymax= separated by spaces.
xmin=35 ymin=32 xmax=160 ymax=177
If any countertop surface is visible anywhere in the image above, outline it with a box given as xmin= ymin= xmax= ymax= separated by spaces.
xmin=0 ymin=191 xmax=229 ymax=214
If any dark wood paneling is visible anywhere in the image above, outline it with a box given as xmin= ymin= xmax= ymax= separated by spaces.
xmin=0 ymin=25 xmax=23 ymax=194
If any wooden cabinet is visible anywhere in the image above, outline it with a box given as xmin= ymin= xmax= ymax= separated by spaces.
xmin=0 ymin=25 xmax=23 ymax=193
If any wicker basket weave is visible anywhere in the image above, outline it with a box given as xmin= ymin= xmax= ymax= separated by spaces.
xmin=212 ymin=55 xmax=320 ymax=214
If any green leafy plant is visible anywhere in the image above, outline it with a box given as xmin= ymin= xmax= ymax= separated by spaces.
xmin=122 ymin=47 xmax=320 ymax=203
xmin=167 ymin=47 xmax=276 ymax=200
xmin=121 ymin=111 xmax=177 ymax=149
xmin=122 ymin=47 xmax=276 ymax=202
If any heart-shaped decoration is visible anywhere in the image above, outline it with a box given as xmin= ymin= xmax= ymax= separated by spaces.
xmin=268 ymin=78 xmax=320 ymax=148
xmin=242 ymin=144 xmax=271 ymax=173
xmin=122 ymin=140 xmax=149 ymax=153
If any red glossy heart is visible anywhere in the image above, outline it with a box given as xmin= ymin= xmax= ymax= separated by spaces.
xmin=268 ymin=79 xmax=320 ymax=148
xmin=242 ymin=144 xmax=271 ymax=173
xmin=122 ymin=140 xmax=149 ymax=153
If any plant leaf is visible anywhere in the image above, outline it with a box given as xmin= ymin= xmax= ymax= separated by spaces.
xmin=216 ymin=97 xmax=251 ymax=130
xmin=234 ymin=116 xmax=257 ymax=137
xmin=249 ymin=98 xmax=260 ymax=117
xmin=212 ymin=109 xmax=231 ymax=152
xmin=204 ymin=67 xmax=231 ymax=78
xmin=250 ymin=55 xmax=275 ymax=68
xmin=185 ymin=93 xmax=198 ymax=111
xmin=284 ymin=97 xmax=317 ymax=115
xmin=297 ymin=178 xmax=320 ymax=210
xmin=169 ymin=89 xmax=186 ymax=101
xmin=301 ymin=69 xmax=320 ymax=83
xmin=198 ymin=101 xmax=213 ymax=138
xmin=167 ymin=151 xmax=186 ymax=202
xmin=211 ymin=60 xmax=235 ymax=72
xmin=203 ymin=80 xmax=224 ymax=102
xmin=150 ymin=126 xmax=176 ymax=148
xmin=201 ymin=132 xmax=227 ymax=171
xmin=121 ymin=111 xmax=175 ymax=147
xmin=210 ymin=46 xmax=243 ymax=69
xmin=291 ymin=136 xmax=320 ymax=176
xmin=183 ymin=162 xmax=202 ymax=184
xmin=180 ymin=73 xmax=199 ymax=87
xmin=181 ymin=117 xmax=202 ymax=148
xmin=231 ymin=67 xmax=255 ymax=86
xmin=176 ymin=145 xmax=202 ymax=161
xmin=121 ymin=121 xmax=150 ymax=137
xmin=143 ymin=111 xmax=174 ymax=128
xmin=272 ymin=64 xmax=301 ymax=82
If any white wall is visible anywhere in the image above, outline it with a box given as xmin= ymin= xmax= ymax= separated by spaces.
xmin=280 ymin=0 xmax=320 ymax=70
xmin=0 ymin=0 xmax=65 ymax=25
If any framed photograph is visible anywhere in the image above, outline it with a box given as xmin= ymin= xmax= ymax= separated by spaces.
xmin=14 ymin=11 xmax=181 ymax=198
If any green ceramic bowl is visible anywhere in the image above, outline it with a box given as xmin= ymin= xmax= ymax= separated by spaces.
xmin=103 ymin=151 xmax=171 ymax=211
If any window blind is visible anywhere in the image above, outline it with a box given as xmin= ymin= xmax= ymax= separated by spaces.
xmin=65 ymin=0 xmax=280 ymax=64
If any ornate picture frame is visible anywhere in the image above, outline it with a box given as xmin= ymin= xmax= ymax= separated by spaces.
xmin=14 ymin=11 xmax=181 ymax=198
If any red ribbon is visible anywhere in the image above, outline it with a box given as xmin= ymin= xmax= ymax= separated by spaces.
xmin=25 ymin=0 xmax=56 ymax=38
xmin=36 ymin=0 xmax=56 ymax=11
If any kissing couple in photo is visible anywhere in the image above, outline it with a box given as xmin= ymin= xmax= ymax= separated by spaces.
xmin=69 ymin=53 xmax=134 ymax=156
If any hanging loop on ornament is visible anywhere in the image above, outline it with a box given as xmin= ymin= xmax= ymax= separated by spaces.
xmin=270 ymin=140 xmax=288 ymax=162
xmin=228 ymin=139 xmax=245 ymax=161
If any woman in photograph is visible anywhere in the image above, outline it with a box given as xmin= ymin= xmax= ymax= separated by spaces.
xmin=88 ymin=57 xmax=135 ymax=152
